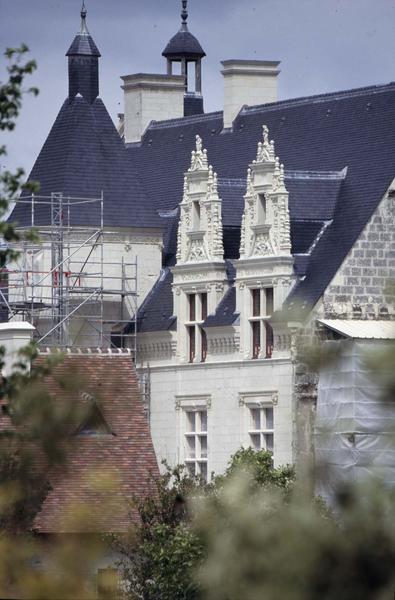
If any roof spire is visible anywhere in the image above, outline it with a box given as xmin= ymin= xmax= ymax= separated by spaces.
xmin=181 ymin=0 xmax=188 ymax=30
xmin=80 ymin=1 xmax=89 ymax=35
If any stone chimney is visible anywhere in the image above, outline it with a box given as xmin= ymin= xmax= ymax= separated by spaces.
xmin=121 ymin=73 xmax=185 ymax=143
xmin=221 ymin=60 xmax=280 ymax=129
xmin=0 ymin=322 xmax=35 ymax=376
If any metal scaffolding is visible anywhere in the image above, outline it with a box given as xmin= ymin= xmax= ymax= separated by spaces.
xmin=1 ymin=193 xmax=138 ymax=355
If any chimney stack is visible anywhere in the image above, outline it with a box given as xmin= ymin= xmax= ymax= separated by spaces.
xmin=0 ymin=322 xmax=35 ymax=376
xmin=221 ymin=60 xmax=280 ymax=129
xmin=121 ymin=74 xmax=185 ymax=144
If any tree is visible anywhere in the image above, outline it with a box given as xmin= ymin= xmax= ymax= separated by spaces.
xmin=116 ymin=450 xmax=294 ymax=600
xmin=0 ymin=46 xmax=110 ymax=599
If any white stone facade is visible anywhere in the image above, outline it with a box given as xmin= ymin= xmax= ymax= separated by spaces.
xmin=137 ymin=126 xmax=297 ymax=476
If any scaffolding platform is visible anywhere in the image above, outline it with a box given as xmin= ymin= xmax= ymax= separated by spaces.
xmin=2 ymin=192 xmax=138 ymax=356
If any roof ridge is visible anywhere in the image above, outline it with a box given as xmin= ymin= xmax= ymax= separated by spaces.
xmin=148 ymin=110 xmax=223 ymax=130
xmin=241 ymin=81 xmax=395 ymax=114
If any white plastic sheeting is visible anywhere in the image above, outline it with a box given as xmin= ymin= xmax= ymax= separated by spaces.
xmin=315 ymin=340 xmax=395 ymax=505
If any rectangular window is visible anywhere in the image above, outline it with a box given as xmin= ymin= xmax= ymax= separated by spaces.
xmin=252 ymin=288 xmax=261 ymax=317
xmin=188 ymin=325 xmax=195 ymax=363
xmin=252 ymin=321 xmax=260 ymax=359
xmin=189 ymin=294 xmax=196 ymax=321
xmin=201 ymin=328 xmax=207 ymax=362
xmin=184 ymin=410 xmax=208 ymax=480
xmin=265 ymin=322 xmax=274 ymax=359
xmin=201 ymin=292 xmax=208 ymax=320
xmin=192 ymin=200 xmax=201 ymax=229
xmin=186 ymin=292 xmax=209 ymax=363
xmin=248 ymin=406 xmax=274 ymax=453
xmin=250 ymin=287 xmax=274 ymax=359
xmin=265 ymin=287 xmax=274 ymax=315
xmin=258 ymin=194 xmax=266 ymax=222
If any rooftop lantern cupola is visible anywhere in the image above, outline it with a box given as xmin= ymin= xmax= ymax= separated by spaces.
xmin=162 ymin=0 xmax=206 ymax=116
xmin=66 ymin=1 xmax=101 ymax=104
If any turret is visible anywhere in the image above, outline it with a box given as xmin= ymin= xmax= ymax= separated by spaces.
xmin=162 ymin=0 xmax=206 ymax=116
xmin=66 ymin=2 xmax=101 ymax=104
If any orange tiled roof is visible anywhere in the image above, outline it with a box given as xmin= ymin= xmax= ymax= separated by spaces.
xmin=30 ymin=353 xmax=158 ymax=534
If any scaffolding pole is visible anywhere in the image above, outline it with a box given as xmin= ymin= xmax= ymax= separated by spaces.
xmin=2 ymin=193 xmax=138 ymax=358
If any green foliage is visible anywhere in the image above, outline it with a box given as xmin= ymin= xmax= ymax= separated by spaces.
xmin=117 ymin=451 xmax=294 ymax=600
xmin=219 ymin=447 xmax=295 ymax=491
xmin=116 ymin=462 xmax=206 ymax=600
xmin=0 ymin=45 xmax=39 ymax=268
xmin=196 ymin=475 xmax=395 ymax=600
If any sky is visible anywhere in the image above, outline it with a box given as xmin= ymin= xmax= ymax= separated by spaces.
xmin=1 ymin=0 xmax=395 ymax=175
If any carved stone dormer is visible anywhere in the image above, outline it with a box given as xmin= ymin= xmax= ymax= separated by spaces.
xmin=176 ymin=135 xmax=224 ymax=265
xmin=239 ymin=125 xmax=291 ymax=259
xmin=172 ymin=136 xmax=227 ymax=364
xmin=235 ymin=125 xmax=294 ymax=361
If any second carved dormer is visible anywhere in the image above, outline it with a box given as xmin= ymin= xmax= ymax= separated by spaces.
xmin=239 ymin=125 xmax=291 ymax=259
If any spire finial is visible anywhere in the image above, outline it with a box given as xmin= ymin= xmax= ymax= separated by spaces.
xmin=181 ymin=0 xmax=188 ymax=29
xmin=80 ymin=1 xmax=89 ymax=35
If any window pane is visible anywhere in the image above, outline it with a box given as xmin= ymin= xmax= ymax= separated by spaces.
xmin=186 ymin=411 xmax=196 ymax=432
xmin=199 ymin=461 xmax=208 ymax=481
xmin=252 ymin=288 xmax=261 ymax=316
xmin=201 ymin=328 xmax=207 ymax=362
xmin=199 ymin=411 xmax=207 ymax=432
xmin=259 ymin=194 xmax=266 ymax=221
xmin=265 ymin=407 xmax=274 ymax=430
xmin=189 ymin=294 xmax=196 ymax=321
xmin=265 ymin=433 xmax=274 ymax=452
xmin=251 ymin=408 xmax=260 ymax=431
xmin=250 ymin=433 xmax=261 ymax=450
xmin=186 ymin=436 xmax=196 ymax=458
xmin=188 ymin=325 xmax=196 ymax=362
xmin=265 ymin=322 xmax=273 ymax=358
xmin=201 ymin=292 xmax=208 ymax=320
xmin=252 ymin=321 xmax=260 ymax=359
xmin=265 ymin=287 xmax=274 ymax=315
xmin=200 ymin=435 xmax=207 ymax=458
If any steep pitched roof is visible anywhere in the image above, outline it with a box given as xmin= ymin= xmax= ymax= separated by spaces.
xmin=33 ymin=353 xmax=158 ymax=534
xmin=9 ymin=96 xmax=162 ymax=230
xmin=128 ymin=82 xmax=395 ymax=312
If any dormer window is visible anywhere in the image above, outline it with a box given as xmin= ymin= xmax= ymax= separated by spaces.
xmin=258 ymin=194 xmax=267 ymax=223
xmin=186 ymin=292 xmax=208 ymax=363
xmin=76 ymin=401 xmax=112 ymax=436
xmin=192 ymin=200 xmax=201 ymax=229
xmin=250 ymin=287 xmax=274 ymax=359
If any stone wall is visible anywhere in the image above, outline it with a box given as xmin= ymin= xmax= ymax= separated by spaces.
xmin=323 ymin=188 xmax=395 ymax=319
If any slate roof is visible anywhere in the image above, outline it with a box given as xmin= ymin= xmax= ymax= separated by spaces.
xmin=137 ymin=268 xmax=176 ymax=333
xmin=32 ymin=353 xmax=158 ymax=534
xmin=162 ymin=28 xmax=206 ymax=59
xmin=9 ymin=96 xmax=162 ymax=230
xmin=137 ymin=261 xmax=238 ymax=333
xmin=128 ymin=81 xmax=395 ymax=317
xmin=204 ymin=286 xmax=238 ymax=328
xmin=66 ymin=33 xmax=101 ymax=57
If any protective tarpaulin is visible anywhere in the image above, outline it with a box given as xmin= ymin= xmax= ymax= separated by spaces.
xmin=315 ymin=340 xmax=395 ymax=505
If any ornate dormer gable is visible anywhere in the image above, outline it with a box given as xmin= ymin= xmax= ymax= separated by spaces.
xmin=239 ymin=125 xmax=291 ymax=259
xmin=235 ymin=125 xmax=294 ymax=362
xmin=172 ymin=136 xmax=227 ymax=365
xmin=176 ymin=135 xmax=224 ymax=265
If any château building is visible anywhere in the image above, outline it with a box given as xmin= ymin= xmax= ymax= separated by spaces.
xmin=8 ymin=2 xmax=395 ymax=479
